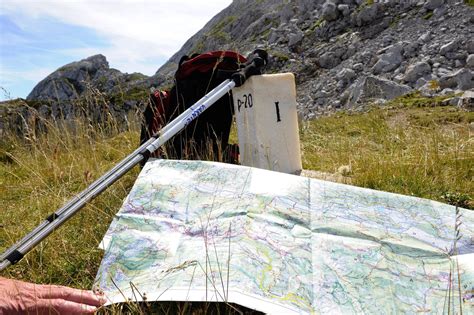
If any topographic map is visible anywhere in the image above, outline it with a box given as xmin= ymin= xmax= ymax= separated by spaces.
xmin=95 ymin=159 xmax=474 ymax=314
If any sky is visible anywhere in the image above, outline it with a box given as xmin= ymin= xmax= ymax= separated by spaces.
xmin=0 ymin=0 xmax=232 ymax=101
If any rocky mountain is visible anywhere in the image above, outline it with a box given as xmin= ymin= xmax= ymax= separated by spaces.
xmin=154 ymin=0 xmax=474 ymax=118
xmin=2 ymin=0 xmax=473 ymax=137
xmin=1 ymin=55 xmax=162 ymax=137
xmin=27 ymin=54 xmax=157 ymax=101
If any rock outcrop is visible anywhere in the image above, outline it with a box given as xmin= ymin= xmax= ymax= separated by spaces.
xmin=27 ymin=54 xmax=160 ymax=102
xmin=27 ymin=55 xmax=110 ymax=101
xmin=2 ymin=55 xmax=164 ymax=136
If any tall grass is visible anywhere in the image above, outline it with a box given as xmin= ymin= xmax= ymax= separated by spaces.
xmin=0 ymin=114 xmax=141 ymax=288
xmin=0 ymin=94 xmax=472 ymax=313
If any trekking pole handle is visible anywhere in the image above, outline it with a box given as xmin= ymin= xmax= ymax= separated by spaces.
xmin=232 ymin=49 xmax=268 ymax=87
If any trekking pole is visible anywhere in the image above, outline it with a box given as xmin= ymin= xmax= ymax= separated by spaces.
xmin=0 ymin=79 xmax=232 ymax=269
xmin=0 ymin=51 xmax=267 ymax=271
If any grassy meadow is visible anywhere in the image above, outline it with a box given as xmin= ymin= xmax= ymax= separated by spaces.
xmin=300 ymin=94 xmax=473 ymax=209
xmin=0 ymin=93 xmax=472 ymax=313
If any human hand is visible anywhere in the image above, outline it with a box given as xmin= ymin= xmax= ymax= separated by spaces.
xmin=0 ymin=276 xmax=106 ymax=314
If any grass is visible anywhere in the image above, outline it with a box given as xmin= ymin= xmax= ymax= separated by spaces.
xmin=207 ymin=15 xmax=236 ymax=42
xmin=0 ymin=93 xmax=473 ymax=312
xmin=300 ymin=98 xmax=473 ymax=209
xmin=269 ymin=50 xmax=290 ymax=62
xmin=305 ymin=18 xmax=324 ymax=34
xmin=0 ymin=117 xmax=141 ymax=288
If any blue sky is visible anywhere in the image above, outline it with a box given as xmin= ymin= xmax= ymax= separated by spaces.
xmin=0 ymin=0 xmax=232 ymax=101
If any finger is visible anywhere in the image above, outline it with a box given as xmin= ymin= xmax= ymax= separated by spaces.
xmin=37 ymin=285 xmax=106 ymax=306
xmin=35 ymin=298 xmax=98 ymax=315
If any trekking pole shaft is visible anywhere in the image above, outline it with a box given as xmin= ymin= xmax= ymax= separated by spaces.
xmin=147 ymin=80 xmax=236 ymax=153
xmin=0 ymin=79 xmax=235 ymax=271
xmin=0 ymin=153 xmax=143 ymax=271
xmin=156 ymin=79 xmax=232 ymax=136
xmin=0 ymin=260 xmax=8 ymax=271
xmin=0 ymin=79 xmax=233 ymax=264
xmin=0 ymin=136 xmax=156 ymax=263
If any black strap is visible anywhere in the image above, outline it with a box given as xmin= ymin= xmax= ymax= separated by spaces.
xmin=6 ymin=250 xmax=24 ymax=265
xmin=139 ymin=147 xmax=152 ymax=161
xmin=45 ymin=212 xmax=59 ymax=222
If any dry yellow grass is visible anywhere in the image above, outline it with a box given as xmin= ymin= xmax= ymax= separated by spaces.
xmin=1 ymin=117 xmax=140 ymax=288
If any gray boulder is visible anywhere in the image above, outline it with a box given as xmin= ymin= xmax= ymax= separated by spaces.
xmin=414 ymin=77 xmax=429 ymax=89
xmin=439 ymin=39 xmax=461 ymax=56
xmin=418 ymin=31 xmax=431 ymax=43
xmin=345 ymin=76 xmax=412 ymax=106
xmin=322 ymin=1 xmax=339 ymax=21
xmin=318 ymin=51 xmax=341 ymax=69
xmin=467 ymin=54 xmax=474 ymax=69
xmin=402 ymin=61 xmax=431 ymax=83
xmin=439 ymin=68 xmax=474 ymax=90
xmin=288 ymin=31 xmax=304 ymax=48
xmin=337 ymin=68 xmax=356 ymax=83
xmin=467 ymin=40 xmax=474 ymax=54
xmin=336 ymin=68 xmax=356 ymax=89
xmin=337 ymin=4 xmax=351 ymax=17
xmin=372 ymin=44 xmax=404 ymax=74
xmin=457 ymin=90 xmax=474 ymax=111
xmin=241 ymin=12 xmax=278 ymax=39
xmin=403 ymin=41 xmax=420 ymax=58
xmin=353 ymin=3 xmax=379 ymax=26
xmin=424 ymin=0 xmax=444 ymax=11
xmin=433 ymin=5 xmax=447 ymax=17
xmin=268 ymin=28 xmax=281 ymax=44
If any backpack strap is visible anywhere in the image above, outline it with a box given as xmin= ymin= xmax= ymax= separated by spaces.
xmin=139 ymin=89 xmax=171 ymax=164
xmin=140 ymin=89 xmax=170 ymax=149
xmin=150 ymin=90 xmax=169 ymax=132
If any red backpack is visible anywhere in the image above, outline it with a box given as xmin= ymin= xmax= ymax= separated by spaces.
xmin=140 ymin=51 xmax=246 ymax=162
